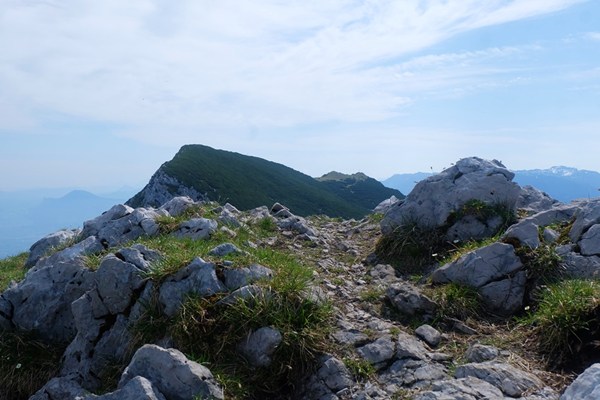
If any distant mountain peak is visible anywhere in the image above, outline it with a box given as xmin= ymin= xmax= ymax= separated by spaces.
xmin=316 ymin=171 xmax=369 ymax=182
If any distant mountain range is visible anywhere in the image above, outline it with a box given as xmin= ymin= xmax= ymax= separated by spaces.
xmin=128 ymin=144 xmax=404 ymax=219
xmin=0 ymin=188 xmax=138 ymax=258
xmin=382 ymin=166 xmax=600 ymax=202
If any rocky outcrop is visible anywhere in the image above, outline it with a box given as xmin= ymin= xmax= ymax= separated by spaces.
xmin=381 ymin=157 xmax=522 ymax=241
xmin=126 ymin=169 xmax=207 ymax=209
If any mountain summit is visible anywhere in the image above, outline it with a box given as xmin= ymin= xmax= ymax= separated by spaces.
xmin=127 ymin=144 xmax=403 ymax=218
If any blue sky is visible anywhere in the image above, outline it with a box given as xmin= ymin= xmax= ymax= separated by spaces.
xmin=1 ymin=0 xmax=599 ymax=191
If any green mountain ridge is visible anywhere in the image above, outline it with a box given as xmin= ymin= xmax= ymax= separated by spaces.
xmin=128 ymin=144 xmax=404 ymax=219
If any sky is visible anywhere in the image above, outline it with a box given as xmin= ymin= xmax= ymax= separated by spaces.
xmin=1 ymin=0 xmax=599 ymax=191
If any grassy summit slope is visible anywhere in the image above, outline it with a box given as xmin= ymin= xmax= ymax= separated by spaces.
xmin=142 ymin=144 xmax=399 ymax=218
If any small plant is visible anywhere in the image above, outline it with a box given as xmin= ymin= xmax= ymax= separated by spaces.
xmin=521 ymin=279 xmax=600 ymax=367
xmin=0 ymin=253 xmax=28 ymax=291
xmin=368 ymin=212 xmax=384 ymax=223
xmin=359 ymin=287 xmax=385 ymax=303
xmin=0 ymin=331 xmax=66 ymax=400
xmin=449 ymin=199 xmax=516 ymax=231
xmin=255 ymin=217 xmax=277 ymax=235
xmin=517 ymin=243 xmax=564 ymax=285
xmin=375 ymin=220 xmax=447 ymax=275
xmin=428 ymin=282 xmax=482 ymax=320
xmin=343 ymin=357 xmax=375 ymax=380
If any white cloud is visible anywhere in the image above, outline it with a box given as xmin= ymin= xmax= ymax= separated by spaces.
xmin=586 ymin=32 xmax=600 ymax=41
xmin=0 ymin=0 xmax=591 ymax=144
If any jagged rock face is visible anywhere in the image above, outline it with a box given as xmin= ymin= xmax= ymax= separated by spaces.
xmin=126 ymin=169 xmax=207 ymax=209
xmin=381 ymin=157 xmax=521 ymax=240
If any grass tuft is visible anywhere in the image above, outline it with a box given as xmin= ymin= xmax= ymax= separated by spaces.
xmin=521 ymin=279 xmax=600 ymax=368
xmin=427 ymin=283 xmax=483 ymax=321
xmin=0 ymin=331 xmax=66 ymax=400
xmin=0 ymin=253 xmax=28 ymax=291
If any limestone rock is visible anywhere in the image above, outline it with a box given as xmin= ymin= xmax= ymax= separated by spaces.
xmin=455 ymin=361 xmax=543 ymax=397
xmin=91 ymin=376 xmax=166 ymax=400
xmin=95 ymin=255 xmax=145 ymax=315
xmin=415 ymin=324 xmax=442 ymax=348
xmin=2 ymin=258 xmax=94 ymax=342
xmin=517 ymin=185 xmax=558 ymax=213
xmin=26 ymin=228 xmax=81 ymax=267
xmin=158 ymin=196 xmax=198 ymax=217
xmin=579 ymin=224 xmax=600 ymax=256
xmin=503 ymin=220 xmax=541 ymax=249
xmin=570 ymin=199 xmax=600 ymax=242
xmin=33 ymin=236 xmax=104 ymax=271
xmin=561 ymin=363 xmax=600 ymax=400
xmin=432 ymin=243 xmax=523 ymax=288
xmin=222 ymin=264 xmax=273 ymax=291
xmin=396 ymin=331 xmax=429 ymax=361
xmin=119 ymin=344 xmax=224 ymax=400
xmin=478 ymin=270 xmax=527 ymax=316
xmin=159 ymin=258 xmax=226 ymax=316
xmin=81 ymin=204 xmax=133 ymax=238
xmin=557 ymin=245 xmax=600 ymax=279
xmin=414 ymin=376 xmax=505 ymax=400
xmin=386 ymin=282 xmax=437 ymax=316
xmin=208 ymin=242 xmax=243 ymax=257
xmin=172 ymin=218 xmax=217 ymax=240
xmin=238 ymin=326 xmax=283 ymax=368
xmin=115 ymin=244 xmax=161 ymax=272
xmin=357 ymin=336 xmax=396 ymax=368
xmin=29 ymin=377 xmax=89 ymax=400
xmin=374 ymin=195 xmax=401 ymax=214
xmin=465 ymin=343 xmax=499 ymax=363
xmin=81 ymin=205 xmax=163 ymax=247
xmin=316 ymin=355 xmax=353 ymax=392
xmin=381 ymin=157 xmax=520 ymax=235
xmin=381 ymin=358 xmax=447 ymax=390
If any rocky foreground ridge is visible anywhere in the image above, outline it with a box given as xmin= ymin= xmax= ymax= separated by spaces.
xmin=2 ymin=157 xmax=600 ymax=399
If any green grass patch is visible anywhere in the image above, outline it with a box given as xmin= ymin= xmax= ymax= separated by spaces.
xmin=447 ymin=199 xmax=516 ymax=231
xmin=521 ymin=279 xmax=600 ymax=367
xmin=517 ymin=243 xmax=564 ymax=285
xmin=343 ymin=357 xmax=375 ymax=381
xmin=0 ymin=331 xmax=66 ymax=400
xmin=359 ymin=287 xmax=385 ymax=303
xmin=375 ymin=221 xmax=448 ymax=275
xmin=0 ymin=253 xmax=28 ymax=291
xmin=427 ymin=283 xmax=483 ymax=320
